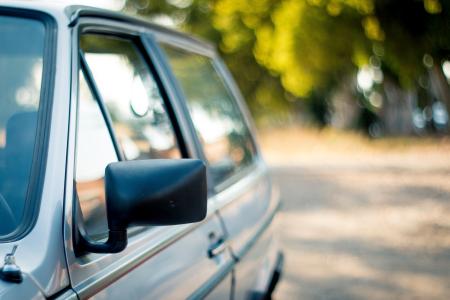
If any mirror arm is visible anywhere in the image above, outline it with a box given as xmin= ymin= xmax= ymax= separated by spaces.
xmin=73 ymin=189 xmax=127 ymax=256
xmin=74 ymin=229 xmax=127 ymax=256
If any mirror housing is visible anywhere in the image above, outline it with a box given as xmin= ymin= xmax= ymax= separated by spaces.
xmin=106 ymin=159 xmax=207 ymax=228
xmin=74 ymin=159 xmax=207 ymax=255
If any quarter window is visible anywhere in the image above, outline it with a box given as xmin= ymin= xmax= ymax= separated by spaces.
xmin=75 ymin=72 xmax=118 ymax=238
xmin=161 ymin=45 xmax=256 ymax=186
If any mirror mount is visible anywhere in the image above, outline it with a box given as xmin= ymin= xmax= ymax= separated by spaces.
xmin=73 ymin=196 xmax=127 ymax=256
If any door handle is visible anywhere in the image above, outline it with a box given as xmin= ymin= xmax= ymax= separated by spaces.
xmin=208 ymin=237 xmax=227 ymax=258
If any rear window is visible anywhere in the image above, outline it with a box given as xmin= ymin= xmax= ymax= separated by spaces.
xmin=161 ymin=45 xmax=257 ymax=188
xmin=0 ymin=13 xmax=48 ymax=238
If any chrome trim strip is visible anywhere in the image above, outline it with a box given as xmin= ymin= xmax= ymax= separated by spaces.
xmin=187 ymin=258 xmax=234 ymax=300
xmin=54 ymin=289 xmax=78 ymax=300
xmin=211 ymin=161 xmax=267 ymax=211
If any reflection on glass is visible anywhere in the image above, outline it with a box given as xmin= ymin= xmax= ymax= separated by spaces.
xmin=161 ymin=45 xmax=256 ymax=185
xmin=81 ymin=34 xmax=180 ymax=160
xmin=0 ymin=16 xmax=45 ymax=236
xmin=76 ymin=72 xmax=118 ymax=239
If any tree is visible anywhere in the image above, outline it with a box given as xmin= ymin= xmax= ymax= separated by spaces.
xmin=125 ymin=0 xmax=292 ymax=124
xmin=125 ymin=0 xmax=450 ymax=130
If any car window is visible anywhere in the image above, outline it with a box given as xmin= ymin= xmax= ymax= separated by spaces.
xmin=75 ymin=71 xmax=118 ymax=239
xmin=0 ymin=15 xmax=46 ymax=237
xmin=80 ymin=34 xmax=180 ymax=160
xmin=76 ymin=34 xmax=183 ymax=239
xmin=161 ymin=45 xmax=256 ymax=187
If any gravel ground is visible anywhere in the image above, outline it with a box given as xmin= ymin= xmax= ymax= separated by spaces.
xmin=261 ymin=129 xmax=450 ymax=299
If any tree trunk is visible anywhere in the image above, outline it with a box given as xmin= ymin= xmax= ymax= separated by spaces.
xmin=330 ymin=78 xmax=360 ymax=129
xmin=381 ymin=78 xmax=415 ymax=135
xmin=429 ymin=64 xmax=450 ymax=131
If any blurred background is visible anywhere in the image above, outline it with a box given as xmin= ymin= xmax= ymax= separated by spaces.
xmin=63 ymin=0 xmax=450 ymax=298
xmin=69 ymin=0 xmax=450 ymax=135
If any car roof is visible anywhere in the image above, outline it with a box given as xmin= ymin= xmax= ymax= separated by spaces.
xmin=0 ymin=1 xmax=214 ymax=51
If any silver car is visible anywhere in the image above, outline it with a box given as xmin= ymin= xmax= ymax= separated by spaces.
xmin=0 ymin=2 xmax=282 ymax=299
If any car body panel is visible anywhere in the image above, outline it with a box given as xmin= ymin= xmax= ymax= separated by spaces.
xmin=233 ymin=211 xmax=282 ymax=299
xmin=149 ymin=31 xmax=284 ymax=298
xmin=62 ymin=14 xmax=233 ymax=299
xmin=212 ymin=163 xmax=281 ymax=298
xmin=66 ymin=215 xmax=232 ymax=299
xmin=0 ymin=2 xmax=72 ymax=297
xmin=0 ymin=2 xmax=282 ymax=299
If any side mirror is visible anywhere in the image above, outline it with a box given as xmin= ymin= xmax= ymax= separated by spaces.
xmin=74 ymin=159 xmax=207 ymax=255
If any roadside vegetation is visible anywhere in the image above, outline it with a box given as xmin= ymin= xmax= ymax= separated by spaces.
xmin=123 ymin=0 xmax=450 ymax=137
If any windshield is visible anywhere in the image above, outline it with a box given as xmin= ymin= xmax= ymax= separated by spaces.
xmin=0 ymin=14 xmax=45 ymax=236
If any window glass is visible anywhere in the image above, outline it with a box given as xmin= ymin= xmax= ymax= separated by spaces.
xmin=161 ymin=45 xmax=256 ymax=185
xmin=75 ymin=72 xmax=118 ymax=239
xmin=0 ymin=16 xmax=46 ymax=236
xmin=80 ymin=34 xmax=180 ymax=160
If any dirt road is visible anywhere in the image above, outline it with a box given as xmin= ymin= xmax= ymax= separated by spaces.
xmin=271 ymin=164 xmax=450 ymax=300
xmin=261 ymin=128 xmax=450 ymax=299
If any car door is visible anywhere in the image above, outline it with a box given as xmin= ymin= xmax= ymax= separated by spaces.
xmin=63 ymin=18 xmax=233 ymax=299
xmin=158 ymin=41 xmax=281 ymax=299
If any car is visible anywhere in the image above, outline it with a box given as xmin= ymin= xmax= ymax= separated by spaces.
xmin=0 ymin=2 xmax=283 ymax=299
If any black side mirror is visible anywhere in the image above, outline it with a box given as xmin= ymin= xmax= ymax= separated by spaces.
xmin=74 ymin=159 xmax=207 ymax=255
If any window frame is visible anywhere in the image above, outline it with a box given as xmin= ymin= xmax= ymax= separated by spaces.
xmin=73 ymin=24 xmax=190 ymax=241
xmin=75 ymin=65 xmax=121 ymax=240
xmin=0 ymin=7 xmax=57 ymax=242
xmin=78 ymin=52 xmax=124 ymax=160
xmin=157 ymin=40 xmax=261 ymax=194
xmin=65 ymin=18 xmax=229 ymax=295
xmin=78 ymin=29 xmax=190 ymax=159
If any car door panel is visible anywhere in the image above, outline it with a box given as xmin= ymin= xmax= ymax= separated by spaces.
xmin=206 ymin=58 xmax=282 ymax=298
xmin=228 ymin=201 xmax=281 ymax=300
xmin=75 ymin=216 xmax=232 ymax=299
xmin=213 ymin=164 xmax=281 ymax=298
xmin=213 ymin=166 xmax=272 ymax=255
xmin=66 ymin=194 xmax=233 ymax=299
xmin=156 ymin=40 xmax=281 ymax=298
xmin=64 ymin=19 xmax=233 ymax=299
xmin=204 ymin=273 xmax=232 ymax=300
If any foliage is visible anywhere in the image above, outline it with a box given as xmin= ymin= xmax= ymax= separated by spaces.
xmin=125 ymin=0 xmax=450 ymax=124
xmin=125 ymin=0 xmax=291 ymax=122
